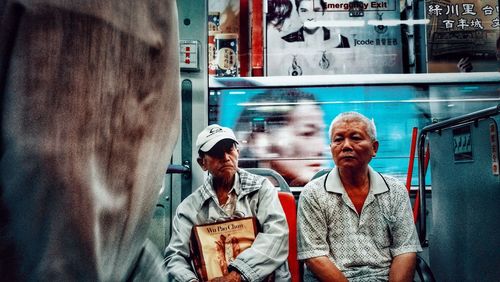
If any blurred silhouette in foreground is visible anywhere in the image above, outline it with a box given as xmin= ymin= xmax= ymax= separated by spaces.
xmin=0 ymin=1 xmax=180 ymax=280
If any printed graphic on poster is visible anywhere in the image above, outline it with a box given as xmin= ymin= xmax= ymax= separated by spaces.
xmin=265 ymin=0 xmax=404 ymax=75
xmin=190 ymin=217 xmax=257 ymax=281
xmin=208 ymin=0 xmax=242 ymax=76
xmin=426 ymin=0 xmax=499 ymax=72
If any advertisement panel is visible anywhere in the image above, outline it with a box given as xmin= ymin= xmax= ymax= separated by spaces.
xmin=266 ymin=0 xmax=404 ymax=75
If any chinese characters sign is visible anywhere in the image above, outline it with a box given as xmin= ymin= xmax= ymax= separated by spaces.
xmin=426 ymin=0 xmax=499 ymax=72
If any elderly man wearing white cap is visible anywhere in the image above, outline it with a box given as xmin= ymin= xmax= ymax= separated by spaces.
xmin=164 ymin=124 xmax=291 ymax=282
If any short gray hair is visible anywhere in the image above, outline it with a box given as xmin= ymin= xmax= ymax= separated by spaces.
xmin=328 ymin=112 xmax=377 ymax=142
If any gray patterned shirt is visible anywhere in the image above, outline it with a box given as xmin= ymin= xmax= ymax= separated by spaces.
xmin=297 ymin=166 xmax=422 ymax=281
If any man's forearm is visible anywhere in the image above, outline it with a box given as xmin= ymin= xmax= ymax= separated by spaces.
xmin=389 ymin=252 xmax=417 ymax=282
xmin=305 ymin=256 xmax=348 ymax=282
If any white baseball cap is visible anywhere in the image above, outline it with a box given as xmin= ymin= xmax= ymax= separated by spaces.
xmin=196 ymin=124 xmax=238 ymax=152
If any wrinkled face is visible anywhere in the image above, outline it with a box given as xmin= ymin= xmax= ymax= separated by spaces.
xmin=198 ymin=140 xmax=239 ymax=180
xmin=271 ymin=103 xmax=327 ymax=186
xmin=330 ymin=119 xmax=379 ymax=172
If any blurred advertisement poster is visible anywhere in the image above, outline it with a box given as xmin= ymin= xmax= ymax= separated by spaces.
xmin=426 ymin=0 xmax=499 ymax=72
xmin=265 ymin=0 xmax=403 ymax=75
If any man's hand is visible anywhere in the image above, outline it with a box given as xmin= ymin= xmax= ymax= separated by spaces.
xmin=209 ymin=271 xmax=242 ymax=282
xmin=457 ymin=57 xmax=473 ymax=72
xmin=305 ymin=256 xmax=348 ymax=282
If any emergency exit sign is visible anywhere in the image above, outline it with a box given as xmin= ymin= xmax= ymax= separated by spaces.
xmin=453 ymin=125 xmax=473 ymax=162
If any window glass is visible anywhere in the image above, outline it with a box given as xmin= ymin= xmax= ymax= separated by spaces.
xmin=208 ymin=83 xmax=499 ymax=187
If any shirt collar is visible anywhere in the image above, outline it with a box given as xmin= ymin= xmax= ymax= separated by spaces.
xmin=325 ymin=165 xmax=388 ymax=195
xmin=200 ymin=171 xmax=241 ymax=201
xmin=231 ymin=172 xmax=241 ymax=195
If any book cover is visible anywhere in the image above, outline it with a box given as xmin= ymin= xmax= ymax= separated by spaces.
xmin=190 ymin=217 xmax=258 ymax=281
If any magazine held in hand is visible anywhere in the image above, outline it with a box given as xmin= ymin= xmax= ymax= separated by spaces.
xmin=189 ymin=217 xmax=258 ymax=281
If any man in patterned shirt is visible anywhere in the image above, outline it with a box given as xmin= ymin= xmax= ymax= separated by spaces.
xmin=297 ymin=112 xmax=421 ymax=281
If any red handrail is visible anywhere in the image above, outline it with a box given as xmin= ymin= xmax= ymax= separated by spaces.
xmin=413 ymin=143 xmax=430 ymax=222
xmin=405 ymin=127 xmax=418 ymax=193
xmin=406 ymin=127 xmax=430 ymax=223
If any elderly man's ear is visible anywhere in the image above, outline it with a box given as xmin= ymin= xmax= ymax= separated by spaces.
xmin=372 ymin=141 xmax=379 ymax=157
xmin=197 ymin=157 xmax=207 ymax=171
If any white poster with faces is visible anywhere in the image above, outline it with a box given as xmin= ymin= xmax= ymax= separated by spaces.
xmin=265 ymin=0 xmax=404 ymax=75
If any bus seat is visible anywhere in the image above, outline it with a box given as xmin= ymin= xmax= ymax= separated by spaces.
xmin=311 ymin=168 xmax=331 ymax=181
xmin=415 ymin=255 xmax=435 ymax=282
xmin=278 ymin=191 xmax=300 ymax=282
xmin=244 ymin=167 xmax=291 ymax=192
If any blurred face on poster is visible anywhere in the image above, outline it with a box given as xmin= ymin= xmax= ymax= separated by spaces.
xmin=235 ymin=91 xmax=329 ymax=186
xmin=269 ymin=103 xmax=327 ymax=186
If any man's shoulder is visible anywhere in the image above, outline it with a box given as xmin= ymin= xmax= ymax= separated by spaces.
xmin=301 ymin=175 xmax=327 ymax=196
xmin=177 ymin=185 xmax=205 ymax=213
xmin=376 ymin=173 xmax=409 ymax=201
xmin=239 ymin=168 xmax=267 ymax=182
xmin=378 ymin=173 xmax=407 ymax=192
xmin=238 ymin=169 xmax=269 ymax=191
xmin=304 ymin=174 xmax=326 ymax=188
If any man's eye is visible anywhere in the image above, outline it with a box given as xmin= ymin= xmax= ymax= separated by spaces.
xmin=227 ymin=144 xmax=237 ymax=152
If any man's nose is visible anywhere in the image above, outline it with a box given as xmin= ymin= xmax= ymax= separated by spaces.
xmin=341 ymin=139 xmax=353 ymax=150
